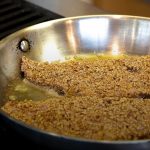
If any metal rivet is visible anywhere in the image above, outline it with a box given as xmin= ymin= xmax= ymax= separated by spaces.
xmin=19 ymin=40 xmax=30 ymax=52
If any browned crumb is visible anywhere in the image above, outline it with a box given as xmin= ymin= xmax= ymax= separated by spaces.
xmin=2 ymin=96 xmax=150 ymax=140
xmin=21 ymin=55 xmax=150 ymax=98
xmin=3 ymin=55 xmax=150 ymax=141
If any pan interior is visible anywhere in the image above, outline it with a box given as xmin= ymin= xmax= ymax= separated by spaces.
xmin=1 ymin=15 xmax=150 ymax=104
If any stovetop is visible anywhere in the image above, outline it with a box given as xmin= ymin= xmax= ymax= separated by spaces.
xmin=0 ymin=0 xmax=63 ymax=149
xmin=0 ymin=0 xmax=62 ymax=39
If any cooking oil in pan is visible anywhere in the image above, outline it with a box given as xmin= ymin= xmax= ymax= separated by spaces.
xmin=4 ymin=54 xmax=127 ymax=102
xmin=4 ymin=79 xmax=60 ymax=101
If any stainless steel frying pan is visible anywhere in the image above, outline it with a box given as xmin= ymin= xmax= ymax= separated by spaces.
xmin=0 ymin=15 xmax=150 ymax=150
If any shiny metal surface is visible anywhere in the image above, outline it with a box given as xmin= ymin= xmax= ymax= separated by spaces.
xmin=0 ymin=15 xmax=150 ymax=148
xmin=19 ymin=40 xmax=30 ymax=52
xmin=2 ymin=15 xmax=150 ymax=63
xmin=23 ymin=15 xmax=150 ymax=62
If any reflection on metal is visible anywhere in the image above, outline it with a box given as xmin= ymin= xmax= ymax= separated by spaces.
xmin=42 ymin=37 xmax=65 ymax=62
xmin=136 ymin=21 xmax=150 ymax=46
xmin=79 ymin=18 xmax=109 ymax=40
xmin=111 ymin=42 xmax=120 ymax=56
xmin=79 ymin=18 xmax=109 ymax=51
xmin=66 ymin=20 xmax=77 ymax=54
xmin=111 ymin=15 xmax=123 ymax=19
xmin=19 ymin=40 xmax=30 ymax=52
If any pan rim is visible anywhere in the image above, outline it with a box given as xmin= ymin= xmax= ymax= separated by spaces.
xmin=1 ymin=14 xmax=150 ymax=44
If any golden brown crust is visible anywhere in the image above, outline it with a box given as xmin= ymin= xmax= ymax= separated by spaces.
xmin=2 ymin=96 xmax=150 ymax=140
xmin=3 ymin=55 xmax=150 ymax=140
xmin=21 ymin=55 xmax=150 ymax=98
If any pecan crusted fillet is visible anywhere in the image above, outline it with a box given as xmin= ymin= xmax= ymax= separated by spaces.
xmin=2 ymin=96 xmax=150 ymax=140
xmin=3 ymin=55 xmax=150 ymax=141
xmin=21 ymin=55 xmax=150 ymax=97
